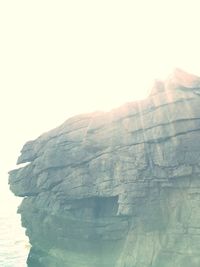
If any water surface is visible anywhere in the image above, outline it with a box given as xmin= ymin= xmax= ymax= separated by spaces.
xmin=0 ymin=186 xmax=29 ymax=267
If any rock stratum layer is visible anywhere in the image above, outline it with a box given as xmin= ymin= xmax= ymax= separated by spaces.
xmin=9 ymin=69 xmax=200 ymax=267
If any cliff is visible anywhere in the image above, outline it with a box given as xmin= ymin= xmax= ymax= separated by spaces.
xmin=9 ymin=69 xmax=200 ymax=267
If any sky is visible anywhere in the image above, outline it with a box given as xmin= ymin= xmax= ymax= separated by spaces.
xmin=0 ymin=0 xmax=200 ymax=205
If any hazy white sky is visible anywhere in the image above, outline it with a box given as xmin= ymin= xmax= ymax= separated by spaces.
xmin=0 ymin=0 xmax=200 ymax=198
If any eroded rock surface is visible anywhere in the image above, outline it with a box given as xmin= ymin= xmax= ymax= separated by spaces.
xmin=9 ymin=69 xmax=200 ymax=267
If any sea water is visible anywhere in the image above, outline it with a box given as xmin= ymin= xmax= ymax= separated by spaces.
xmin=0 ymin=187 xmax=29 ymax=267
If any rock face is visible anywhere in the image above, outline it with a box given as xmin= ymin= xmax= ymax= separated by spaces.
xmin=9 ymin=69 xmax=200 ymax=267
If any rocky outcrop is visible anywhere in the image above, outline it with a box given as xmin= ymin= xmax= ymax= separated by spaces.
xmin=9 ymin=69 xmax=200 ymax=267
